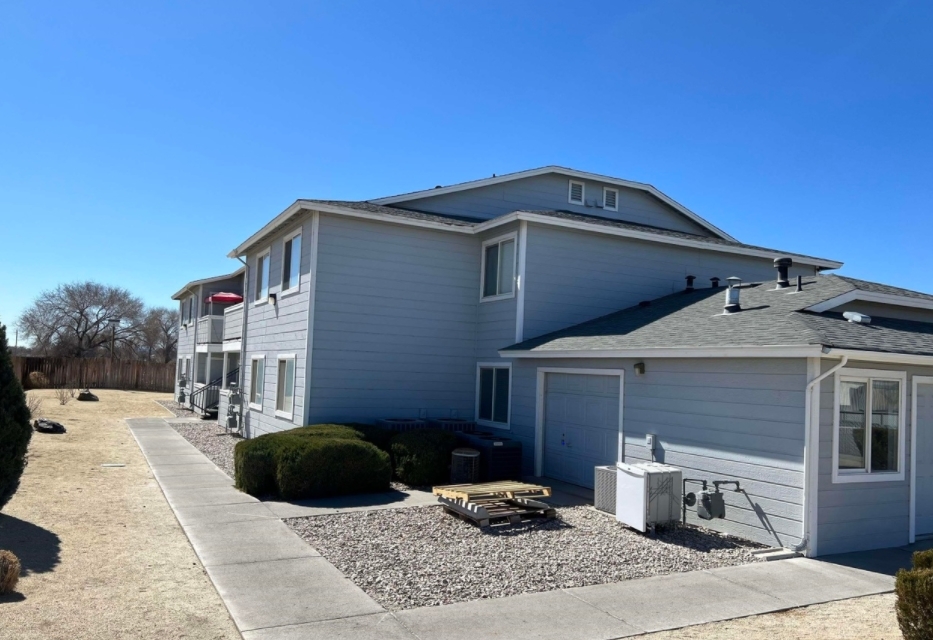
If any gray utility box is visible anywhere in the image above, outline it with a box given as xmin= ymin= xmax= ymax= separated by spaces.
xmin=594 ymin=465 xmax=617 ymax=514
xmin=615 ymin=462 xmax=682 ymax=532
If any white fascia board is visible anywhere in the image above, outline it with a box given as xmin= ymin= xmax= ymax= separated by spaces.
xmin=806 ymin=290 xmax=933 ymax=313
xmin=171 ymin=267 xmax=247 ymax=300
xmin=494 ymin=213 xmax=842 ymax=270
xmin=822 ymin=348 xmax=933 ymax=366
xmin=371 ymin=166 xmax=738 ymax=242
xmin=499 ymin=346 xmax=822 ymax=359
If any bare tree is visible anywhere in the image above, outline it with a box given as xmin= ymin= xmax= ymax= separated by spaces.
xmin=17 ymin=282 xmax=144 ymax=358
xmin=136 ymin=307 xmax=179 ymax=363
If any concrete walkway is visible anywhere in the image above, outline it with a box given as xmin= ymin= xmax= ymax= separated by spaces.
xmin=128 ymin=418 xmax=895 ymax=640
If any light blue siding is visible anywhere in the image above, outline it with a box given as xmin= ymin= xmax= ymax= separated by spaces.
xmin=522 ymin=223 xmax=819 ymax=341
xmin=509 ymin=357 xmax=808 ymax=548
xmin=307 ymin=214 xmax=481 ymax=423
xmin=241 ymin=216 xmax=313 ymax=437
xmin=396 ymin=173 xmax=715 ymax=235
xmin=816 ymin=359 xmax=933 ymax=555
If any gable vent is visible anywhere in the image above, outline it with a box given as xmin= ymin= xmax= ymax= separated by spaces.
xmin=603 ymin=187 xmax=618 ymax=211
xmin=568 ymin=180 xmax=585 ymax=205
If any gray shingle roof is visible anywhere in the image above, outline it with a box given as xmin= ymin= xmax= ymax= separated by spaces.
xmin=300 ymin=200 xmax=483 ymax=227
xmin=504 ymin=274 xmax=933 ymax=358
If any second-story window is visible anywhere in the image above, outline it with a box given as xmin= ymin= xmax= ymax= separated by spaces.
xmin=255 ymin=251 xmax=270 ymax=302
xmin=282 ymin=232 xmax=301 ymax=292
xmin=482 ymin=234 xmax=516 ymax=300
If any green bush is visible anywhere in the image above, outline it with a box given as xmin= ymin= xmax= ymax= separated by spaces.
xmin=390 ymin=429 xmax=458 ymax=486
xmin=913 ymin=549 xmax=933 ymax=571
xmin=0 ymin=324 xmax=33 ymax=511
xmin=234 ymin=426 xmax=391 ymax=499
xmin=276 ymin=438 xmax=391 ymax=500
xmin=287 ymin=423 xmax=393 ymax=452
xmin=896 ymin=568 xmax=933 ymax=640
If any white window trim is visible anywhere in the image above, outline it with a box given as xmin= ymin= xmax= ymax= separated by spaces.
xmin=831 ymin=367 xmax=907 ymax=484
xmin=221 ymin=352 xmax=240 ymax=392
xmin=274 ymin=353 xmax=297 ymax=420
xmin=479 ymin=231 xmax=518 ymax=303
xmin=603 ymin=187 xmax=619 ymax=212
xmin=534 ymin=367 xmax=625 ymax=477
xmin=568 ymin=179 xmax=585 ymax=205
xmin=253 ymin=248 xmax=271 ymax=306
xmin=279 ymin=228 xmax=303 ymax=298
xmin=248 ymin=355 xmax=266 ymax=411
xmin=475 ymin=361 xmax=512 ymax=430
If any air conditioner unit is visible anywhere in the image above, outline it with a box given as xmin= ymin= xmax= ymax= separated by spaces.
xmin=615 ymin=461 xmax=682 ymax=532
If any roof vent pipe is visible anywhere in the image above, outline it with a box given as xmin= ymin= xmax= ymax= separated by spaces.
xmin=724 ymin=277 xmax=742 ymax=314
xmin=795 ymin=275 xmax=803 ymax=293
xmin=685 ymin=275 xmax=696 ymax=292
xmin=710 ymin=277 xmax=720 ymax=289
xmin=774 ymin=257 xmax=793 ymax=289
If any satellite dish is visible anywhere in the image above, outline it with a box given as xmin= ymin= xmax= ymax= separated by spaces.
xmin=684 ymin=492 xmax=697 ymax=507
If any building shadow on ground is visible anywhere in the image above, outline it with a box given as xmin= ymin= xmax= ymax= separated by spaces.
xmin=0 ymin=513 xmax=61 ymax=576
xmin=821 ymin=538 xmax=933 ymax=577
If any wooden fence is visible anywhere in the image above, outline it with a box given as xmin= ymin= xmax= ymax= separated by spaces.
xmin=13 ymin=357 xmax=175 ymax=392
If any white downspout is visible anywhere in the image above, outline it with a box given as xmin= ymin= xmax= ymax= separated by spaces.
xmin=799 ymin=354 xmax=848 ymax=555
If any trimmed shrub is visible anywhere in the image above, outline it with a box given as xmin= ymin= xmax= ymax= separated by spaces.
xmin=391 ymin=429 xmax=458 ymax=486
xmin=0 ymin=550 xmax=20 ymax=594
xmin=913 ymin=549 xmax=933 ymax=571
xmin=896 ymin=568 xmax=933 ymax=640
xmin=0 ymin=324 xmax=32 ymax=511
xmin=234 ymin=427 xmax=391 ymax=499
xmin=276 ymin=438 xmax=391 ymax=500
xmin=26 ymin=371 xmax=49 ymax=389
xmin=291 ymin=423 xmax=393 ymax=453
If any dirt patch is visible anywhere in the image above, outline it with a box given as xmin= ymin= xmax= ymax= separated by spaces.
xmin=642 ymin=593 xmax=899 ymax=639
xmin=0 ymin=389 xmax=240 ymax=640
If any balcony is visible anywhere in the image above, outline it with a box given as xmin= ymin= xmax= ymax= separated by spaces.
xmin=223 ymin=303 xmax=244 ymax=342
xmin=196 ymin=315 xmax=224 ymax=344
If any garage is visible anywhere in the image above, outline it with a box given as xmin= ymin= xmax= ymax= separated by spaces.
xmin=540 ymin=369 xmax=623 ymax=488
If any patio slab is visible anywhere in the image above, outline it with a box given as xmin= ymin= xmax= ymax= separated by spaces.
xmin=185 ymin=518 xmax=321 ymax=567
xmin=396 ymin=589 xmax=640 ymax=640
xmin=241 ymin=613 xmax=415 ymax=640
xmin=207 ymin=557 xmax=384 ymax=632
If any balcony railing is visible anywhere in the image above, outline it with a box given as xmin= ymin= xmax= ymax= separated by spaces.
xmin=223 ymin=303 xmax=244 ymax=342
xmin=196 ymin=315 xmax=224 ymax=344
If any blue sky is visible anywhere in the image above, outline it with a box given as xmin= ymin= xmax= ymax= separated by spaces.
xmin=2 ymin=1 xmax=931 ymax=332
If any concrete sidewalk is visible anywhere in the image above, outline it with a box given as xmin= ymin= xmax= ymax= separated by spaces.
xmin=129 ymin=418 xmax=895 ymax=640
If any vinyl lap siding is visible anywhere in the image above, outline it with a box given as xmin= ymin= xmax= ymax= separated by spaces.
xmin=307 ymin=214 xmax=479 ymax=423
xmin=398 ymin=173 xmax=713 ymax=235
xmin=509 ymin=357 xmax=808 ymax=548
xmin=522 ymin=224 xmax=819 ymax=340
xmin=816 ymin=359 xmax=933 ymax=555
xmin=242 ymin=217 xmax=313 ymax=437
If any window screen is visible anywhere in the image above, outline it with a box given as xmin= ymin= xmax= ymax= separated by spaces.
xmin=478 ymin=366 xmax=510 ymax=425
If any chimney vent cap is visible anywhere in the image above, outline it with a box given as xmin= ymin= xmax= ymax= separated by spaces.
xmin=773 ymin=257 xmax=793 ymax=267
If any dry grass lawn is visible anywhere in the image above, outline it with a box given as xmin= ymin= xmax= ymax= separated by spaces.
xmin=0 ymin=389 xmax=239 ymax=640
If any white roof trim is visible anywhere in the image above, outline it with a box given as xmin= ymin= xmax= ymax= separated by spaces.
xmin=806 ymin=290 xmax=933 ymax=313
xmin=371 ymin=166 xmax=738 ymax=242
xmin=823 ymin=348 xmax=933 ymax=366
xmin=498 ymin=346 xmax=822 ymax=359
xmin=229 ymin=202 xmax=841 ymax=269
xmin=171 ymin=267 xmax=246 ymax=300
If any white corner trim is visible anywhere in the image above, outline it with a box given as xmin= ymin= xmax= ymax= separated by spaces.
xmin=515 ymin=221 xmax=528 ymax=344
xmin=370 ymin=165 xmax=738 ymax=242
xmin=534 ymin=367 xmax=625 ymax=478
xmin=302 ymin=211 xmax=321 ymax=425
xmin=910 ymin=376 xmax=933 ymax=544
xmin=831 ymin=367 xmax=907 ymax=484
xmin=500 ymin=346 xmax=823 ymax=359
xmin=803 ymin=357 xmax=822 ymax=557
xmin=806 ymin=289 xmax=933 ymax=313
xmin=475 ymin=362 xmax=512 ymax=430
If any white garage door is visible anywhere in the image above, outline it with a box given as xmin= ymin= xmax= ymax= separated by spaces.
xmin=543 ymin=372 xmax=622 ymax=489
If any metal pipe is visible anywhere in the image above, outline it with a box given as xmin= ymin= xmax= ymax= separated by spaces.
xmin=682 ymin=478 xmax=708 ymax=524
xmin=236 ymin=256 xmax=249 ymax=435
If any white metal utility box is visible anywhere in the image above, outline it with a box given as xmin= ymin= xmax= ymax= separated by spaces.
xmin=615 ymin=461 xmax=682 ymax=532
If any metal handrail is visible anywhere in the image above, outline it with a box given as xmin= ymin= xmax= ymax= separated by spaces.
xmin=190 ymin=367 xmax=239 ymax=415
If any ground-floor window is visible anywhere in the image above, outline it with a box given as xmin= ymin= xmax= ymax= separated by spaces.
xmin=275 ymin=355 xmax=296 ymax=419
xmin=249 ymin=356 xmax=265 ymax=410
xmin=477 ymin=363 xmax=511 ymax=427
xmin=834 ymin=368 xmax=906 ymax=482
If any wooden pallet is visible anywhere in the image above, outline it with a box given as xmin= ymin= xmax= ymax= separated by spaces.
xmin=433 ymin=481 xmax=555 ymax=528
xmin=433 ymin=481 xmax=552 ymax=502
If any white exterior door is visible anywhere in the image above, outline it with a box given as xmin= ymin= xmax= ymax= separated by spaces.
xmin=543 ymin=372 xmax=622 ymax=489
xmin=916 ymin=381 xmax=933 ymax=537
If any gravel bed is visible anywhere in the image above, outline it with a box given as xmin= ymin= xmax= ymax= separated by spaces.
xmin=286 ymin=505 xmax=764 ymax=611
xmin=169 ymin=421 xmax=241 ymax=478
xmin=155 ymin=399 xmax=194 ymax=418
